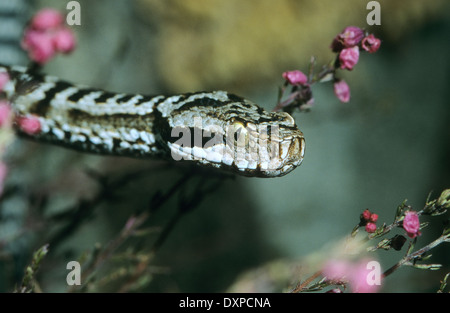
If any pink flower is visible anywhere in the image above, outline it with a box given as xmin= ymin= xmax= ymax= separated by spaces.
xmin=282 ymin=70 xmax=308 ymax=86
xmin=31 ymin=8 xmax=64 ymax=31
xmin=349 ymin=260 xmax=381 ymax=293
xmin=0 ymin=162 xmax=8 ymax=196
xmin=322 ymin=259 xmax=381 ymax=293
xmin=0 ymin=72 xmax=9 ymax=91
xmin=362 ymin=34 xmax=381 ymax=53
xmin=369 ymin=213 xmax=378 ymax=223
xmin=322 ymin=259 xmax=382 ymax=293
xmin=339 ymin=46 xmax=360 ymax=70
xmin=53 ymin=28 xmax=76 ymax=53
xmin=365 ymin=222 xmax=377 ymax=233
xmin=403 ymin=211 xmax=421 ymax=238
xmin=333 ymin=80 xmax=350 ymax=103
xmin=22 ymin=9 xmax=76 ymax=64
xmin=22 ymin=29 xmax=56 ymax=64
xmin=322 ymin=260 xmax=351 ymax=282
xmin=340 ymin=26 xmax=365 ymax=46
xmin=0 ymin=101 xmax=12 ymax=127
xmin=362 ymin=209 xmax=371 ymax=221
xmin=16 ymin=116 xmax=41 ymax=135
xmin=331 ymin=26 xmax=364 ymax=52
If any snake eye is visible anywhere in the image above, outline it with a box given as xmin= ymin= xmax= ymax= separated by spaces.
xmin=229 ymin=121 xmax=249 ymax=147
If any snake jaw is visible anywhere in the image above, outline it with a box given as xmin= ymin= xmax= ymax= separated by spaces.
xmin=281 ymin=135 xmax=306 ymax=176
xmin=255 ymin=127 xmax=305 ymax=177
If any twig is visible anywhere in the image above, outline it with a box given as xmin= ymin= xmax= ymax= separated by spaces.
xmin=290 ymin=271 xmax=322 ymax=293
xmin=69 ymin=172 xmax=193 ymax=291
xmin=117 ymin=175 xmax=227 ymax=292
xmin=382 ymin=232 xmax=450 ymax=278
xmin=15 ymin=244 xmax=49 ymax=293
xmin=46 ymin=166 xmax=170 ymax=249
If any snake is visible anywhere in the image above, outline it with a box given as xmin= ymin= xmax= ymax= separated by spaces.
xmin=0 ymin=64 xmax=305 ymax=177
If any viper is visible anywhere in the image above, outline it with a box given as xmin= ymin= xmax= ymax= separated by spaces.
xmin=0 ymin=64 xmax=305 ymax=177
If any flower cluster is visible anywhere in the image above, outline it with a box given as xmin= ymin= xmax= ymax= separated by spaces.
xmin=275 ymin=26 xmax=381 ymax=112
xmin=0 ymin=8 xmax=73 ymax=195
xmin=330 ymin=26 xmax=380 ymax=103
xmin=360 ymin=208 xmax=379 ymax=233
xmin=332 ymin=26 xmax=380 ymax=70
xmin=21 ymin=8 xmax=76 ymax=64
xmin=295 ymin=190 xmax=450 ymax=293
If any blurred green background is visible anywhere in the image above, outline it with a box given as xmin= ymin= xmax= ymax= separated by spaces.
xmin=0 ymin=0 xmax=449 ymax=292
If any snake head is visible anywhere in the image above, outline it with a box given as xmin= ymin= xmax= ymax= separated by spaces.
xmin=222 ymin=109 xmax=305 ymax=177
xmin=164 ymin=91 xmax=305 ymax=178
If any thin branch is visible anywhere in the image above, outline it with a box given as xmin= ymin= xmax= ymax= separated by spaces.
xmin=382 ymin=232 xmax=450 ymax=278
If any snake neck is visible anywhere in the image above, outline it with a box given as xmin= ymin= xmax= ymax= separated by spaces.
xmin=1 ymin=64 xmax=167 ymax=157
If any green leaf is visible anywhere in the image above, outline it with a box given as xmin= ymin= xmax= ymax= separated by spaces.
xmin=351 ymin=224 xmax=360 ymax=237
xmin=16 ymin=244 xmax=50 ymax=293
xmin=375 ymin=238 xmax=392 ymax=251
xmin=410 ymin=263 xmax=442 ymax=270
xmin=395 ymin=200 xmax=408 ymax=219
xmin=442 ymin=219 xmax=450 ymax=237
xmin=438 ymin=272 xmax=449 ymax=293
xmin=406 ymin=240 xmax=415 ymax=255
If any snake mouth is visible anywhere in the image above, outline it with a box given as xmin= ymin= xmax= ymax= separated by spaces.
xmin=167 ymin=126 xmax=305 ymax=178
xmin=259 ymin=135 xmax=305 ymax=177
xmin=224 ymin=133 xmax=305 ymax=178
xmin=291 ymin=136 xmax=306 ymax=166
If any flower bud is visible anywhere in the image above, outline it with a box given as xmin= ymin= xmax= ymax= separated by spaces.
xmin=361 ymin=34 xmax=381 ymax=53
xmin=362 ymin=209 xmax=371 ymax=220
xmin=369 ymin=213 xmax=378 ymax=223
xmin=403 ymin=211 xmax=421 ymax=238
xmin=339 ymin=46 xmax=360 ymax=70
xmin=31 ymin=8 xmax=64 ymax=30
xmin=16 ymin=116 xmax=41 ymax=135
xmin=331 ymin=26 xmax=364 ymax=52
xmin=53 ymin=28 xmax=76 ymax=53
xmin=365 ymin=222 xmax=377 ymax=233
xmin=334 ymin=80 xmax=350 ymax=103
xmin=22 ymin=29 xmax=56 ymax=64
xmin=282 ymin=70 xmax=308 ymax=86
xmin=340 ymin=26 xmax=364 ymax=47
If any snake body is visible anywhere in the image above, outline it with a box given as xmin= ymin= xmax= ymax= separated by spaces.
xmin=0 ymin=65 xmax=305 ymax=177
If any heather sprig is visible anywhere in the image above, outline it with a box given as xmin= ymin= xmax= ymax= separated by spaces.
xmin=274 ymin=26 xmax=381 ymax=113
